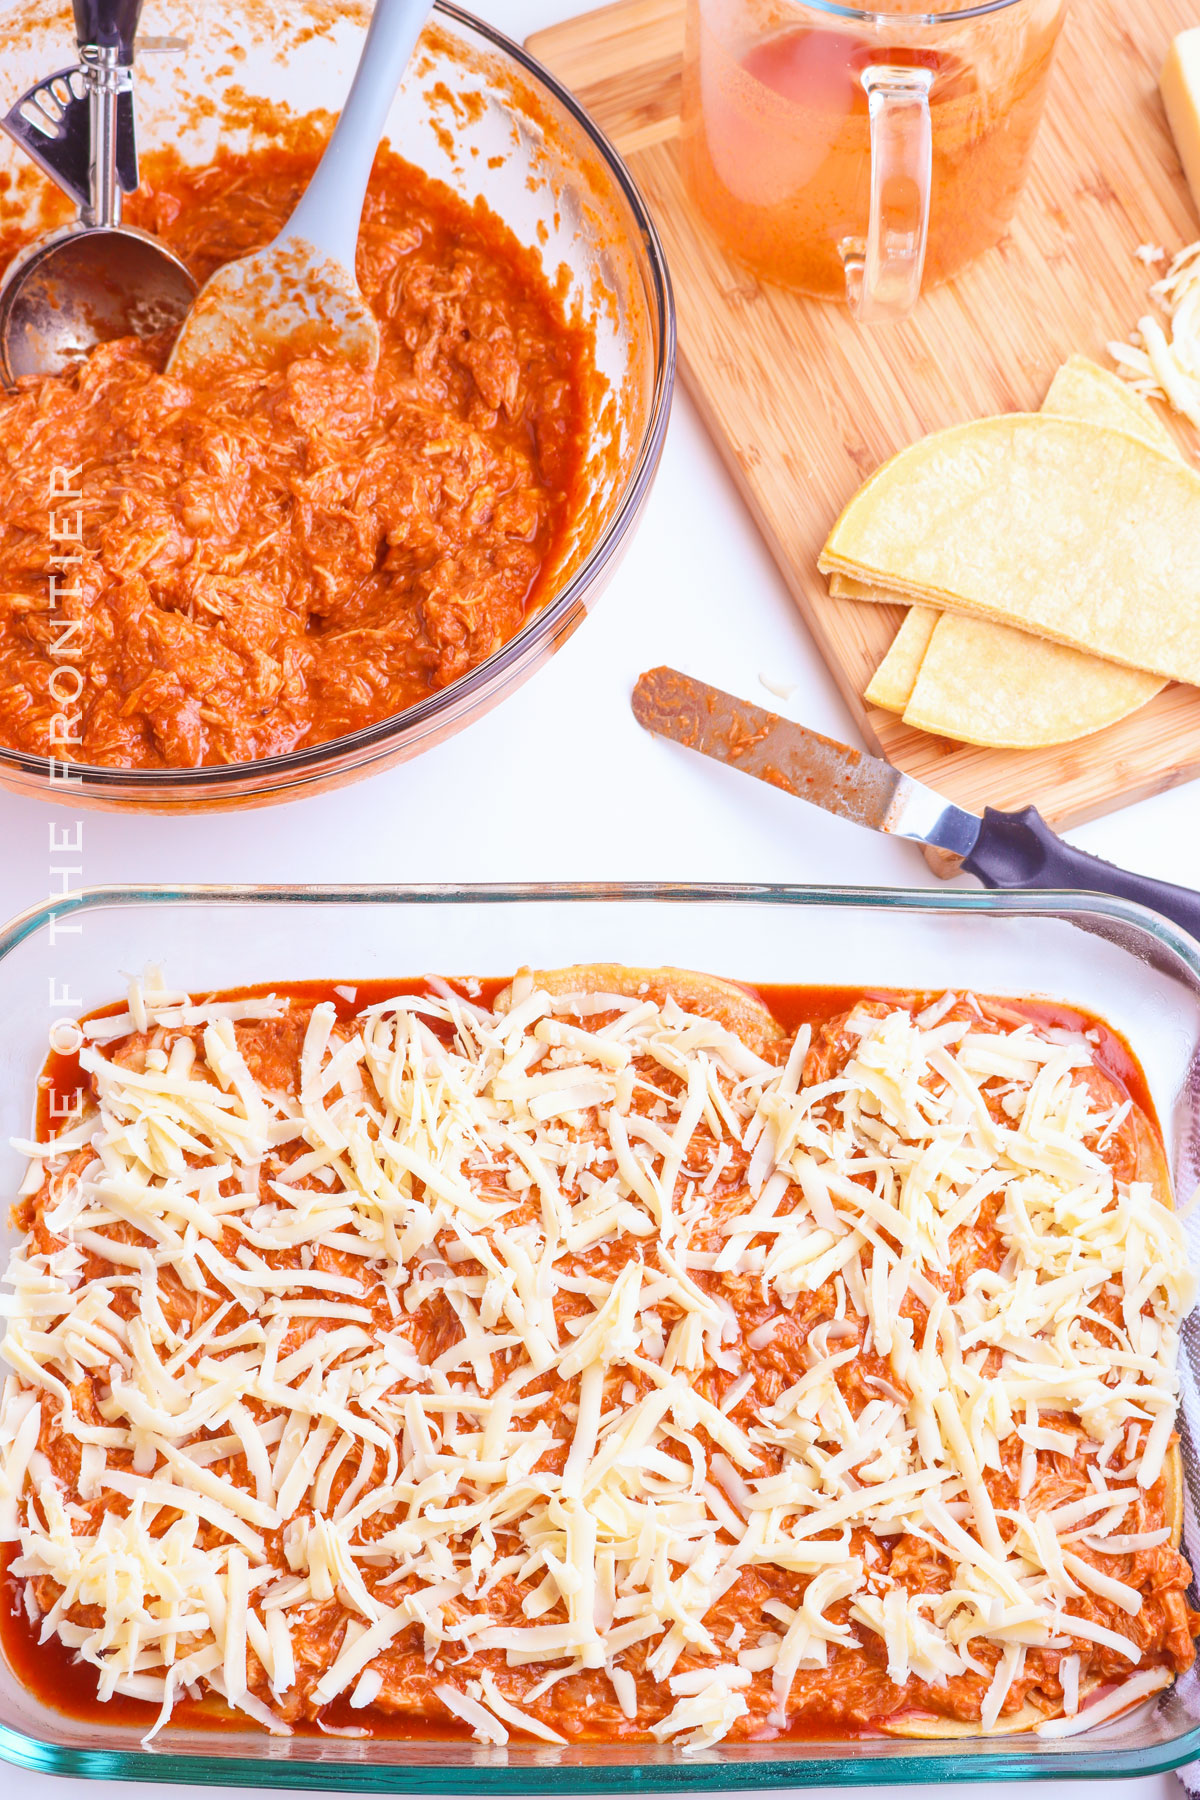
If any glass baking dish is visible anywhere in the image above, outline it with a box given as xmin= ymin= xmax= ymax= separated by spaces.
xmin=0 ymin=880 xmax=1199 ymax=1789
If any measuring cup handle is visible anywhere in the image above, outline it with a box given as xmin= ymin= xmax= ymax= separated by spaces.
xmin=847 ymin=63 xmax=934 ymax=325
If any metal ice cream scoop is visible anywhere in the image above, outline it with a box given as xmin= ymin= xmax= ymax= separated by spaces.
xmin=0 ymin=0 xmax=195 ymax=386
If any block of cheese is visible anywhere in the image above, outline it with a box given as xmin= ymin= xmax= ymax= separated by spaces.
xmin=1162 ymin=29 xmax=1200 ymax=216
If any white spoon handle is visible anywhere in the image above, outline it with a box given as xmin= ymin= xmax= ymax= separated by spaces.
xmin=283 ymin=0 xmax=428 ymax=269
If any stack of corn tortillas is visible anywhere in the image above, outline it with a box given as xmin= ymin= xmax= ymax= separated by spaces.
xmin=821 ymin=356 xmax=1191 ymax=749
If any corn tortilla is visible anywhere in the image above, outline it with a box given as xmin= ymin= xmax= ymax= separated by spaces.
xmin=864 ymin=606 xmax=940 ymax=711
xmin=833 ymin=361 xmax=1180 ymax=616
xmin=494 ymin=965 xmax=786 ymax=1058
xmin=830 ymin=572 xmax=897 ymax=603
xmin=1044 ymin=353 xmax=1179 ymax=458
xmin=902 ymin=613 xmax=1164 ymax=747
xmin=820 ymin=414 xmax=1200 ymax=685
xmin=858 ymin=360 xmax=1169 ymax=740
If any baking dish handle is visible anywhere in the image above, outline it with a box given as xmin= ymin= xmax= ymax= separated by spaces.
xmin=962 ymin=805 xmax=1200 ymax=945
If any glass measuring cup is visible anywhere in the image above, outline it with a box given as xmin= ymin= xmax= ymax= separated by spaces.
xmin=681 ymin=0 xmax=1067 ymax=321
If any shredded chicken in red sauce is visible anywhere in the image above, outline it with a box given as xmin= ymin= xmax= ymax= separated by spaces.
xmin=0 ymin=145 xmax=591 ymax=768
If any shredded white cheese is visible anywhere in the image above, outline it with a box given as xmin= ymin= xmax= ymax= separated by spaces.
xmin=0 ymin=974 xmax=1192 ymax=1749
xmin=1110 ymin=240 xmax=1200 ymax=428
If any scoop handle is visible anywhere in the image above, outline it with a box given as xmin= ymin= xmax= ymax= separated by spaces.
xmin=961 ymin=805 xmax=1200 ymax=945
xmin=284 ymin=0 xmax=429 ymax=270
xmin=73 ymin=0 xmax=142 ymax=59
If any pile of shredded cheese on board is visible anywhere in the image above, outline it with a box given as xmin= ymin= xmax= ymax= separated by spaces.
xmin=0 ymin=972 xmax=1193 ymax=1749
xmin=1110 ymin=241 xmax=1200 ymax=429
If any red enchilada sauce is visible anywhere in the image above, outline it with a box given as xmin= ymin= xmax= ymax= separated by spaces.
xmin=4 ymin=979 xmax=1192 ymax=1743
xmin=0 ymin=143 xmax=593 ymax=768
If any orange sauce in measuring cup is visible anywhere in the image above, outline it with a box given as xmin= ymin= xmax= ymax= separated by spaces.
xmin=681 ymin=3 xmax=1064 ymax=300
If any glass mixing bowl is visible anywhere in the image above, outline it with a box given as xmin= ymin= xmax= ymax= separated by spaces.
xmin=0 ymin=0 xmax=675 ymax=812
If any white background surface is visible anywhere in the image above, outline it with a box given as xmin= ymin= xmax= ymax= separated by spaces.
xmin=0 ymin=0 xmax=1195 ymax=1793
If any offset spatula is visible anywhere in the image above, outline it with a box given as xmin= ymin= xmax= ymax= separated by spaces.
xmin=632 ymin=667 xmax=1200 ymax=943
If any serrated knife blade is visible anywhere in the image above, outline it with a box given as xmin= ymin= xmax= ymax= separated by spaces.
xmin=631 ymin=666 xmax=982 ymax=860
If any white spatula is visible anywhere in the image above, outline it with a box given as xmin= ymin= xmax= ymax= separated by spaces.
xmin=168 ymin=0 xmax=428 ymax=378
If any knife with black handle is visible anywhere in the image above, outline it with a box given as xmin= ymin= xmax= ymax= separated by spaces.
xmin=632 ymin=666 xmax=1200 ymax=943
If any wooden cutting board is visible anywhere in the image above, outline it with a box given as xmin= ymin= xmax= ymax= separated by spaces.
xmin=529 ymin=0 xmax=1200 ymax=828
